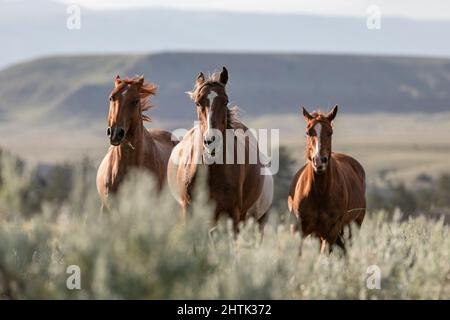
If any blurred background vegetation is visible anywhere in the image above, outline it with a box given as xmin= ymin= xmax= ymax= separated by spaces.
xmin=3 ymin=145 xmax=449 ymax=221
xmin=0 ymin=147 xmax=448 ymax=299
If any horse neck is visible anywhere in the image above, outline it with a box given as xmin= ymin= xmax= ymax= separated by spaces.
xmin=303 ymin=160 xmax=334 ymax=196
xmin=206 ymin=126 xmax=238 ymax=168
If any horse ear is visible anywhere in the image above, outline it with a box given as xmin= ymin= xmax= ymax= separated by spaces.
xmin=196 ymin=72 xmax=205 ymax=86
xmin=302 ymin=106 xmax=313 ymax=122
xmin=219 ymin=66 xmax=228 ymax=85
xmin=326 ymin=105 xmax=338 ymax=122
xmin=114 ymin=75 xmax=121 ymax=87
xmin=137 ymin=75 xmax=144 ymax=86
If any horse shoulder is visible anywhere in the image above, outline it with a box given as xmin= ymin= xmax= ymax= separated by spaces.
xmin=332 ymin=153 xmax=365 ymax=184
xmin=96 ymin=148 xmax=114 ymax=201
xmin=167 ymin=128 xmax=199 ymax=205
xmin=148 ymin=128 xmax=178 ymax=147
xmin=146 ymin=128 xmax=176 ymax=158
xmin=287 ymin=164 xmax=307 ymax=213
xmin=246 ymin=172 xmax=273 ymax=220
xmin=331 ymin=153 xmax=366 ymax=218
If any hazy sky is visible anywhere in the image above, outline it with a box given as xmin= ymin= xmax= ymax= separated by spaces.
xmin=57 ymin=0 xmax=450 ymax=21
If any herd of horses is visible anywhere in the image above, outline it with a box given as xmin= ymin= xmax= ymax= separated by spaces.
xmin=96 ymin=67 xmax=366 ymax=254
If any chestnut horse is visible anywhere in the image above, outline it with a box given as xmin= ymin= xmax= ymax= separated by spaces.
xmin=288 ymin=106 xmax=365 ymax=253
xmin=97 ymin=75 xmax=177 ymax=208
xmin=167 ymin=67 xmax=273 ymax=231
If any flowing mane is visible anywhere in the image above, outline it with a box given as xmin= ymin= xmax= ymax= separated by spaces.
xmin=227 ymin=106 xmax=247 ymax=130
xmin=124 ymin=76 xmax=157 ymax=122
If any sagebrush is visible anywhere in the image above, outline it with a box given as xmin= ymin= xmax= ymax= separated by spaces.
xmin=0 ymin=153 xmax=448 ymax=299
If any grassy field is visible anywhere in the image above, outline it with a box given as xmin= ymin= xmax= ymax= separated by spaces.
xmin=0 ymin=152 xmax=448 ymax=299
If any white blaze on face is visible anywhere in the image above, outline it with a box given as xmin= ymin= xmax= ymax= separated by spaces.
xmin=206 ymin=91 xmax=218 ymax=133
xmin=313 ymin=122 xmax=322 ymax=159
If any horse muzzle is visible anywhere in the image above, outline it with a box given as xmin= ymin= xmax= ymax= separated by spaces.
xmin=312 ymin=155 xmax=329 ymax=173
xmin=107 ymin=126 xmax=126 ymax=146
xmin=203 ymin=134 xmax=222 ymax=157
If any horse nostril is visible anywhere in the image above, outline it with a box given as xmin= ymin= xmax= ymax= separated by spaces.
xmin=203 ymin=136 xmax=215 ymax=146
xmin=117 ymin=128 xmax=125 ymax=140
xmin=321 ymin=156 xmax=328 ymax=164
xmin=107 ymin=127 xmax=111 ymax=137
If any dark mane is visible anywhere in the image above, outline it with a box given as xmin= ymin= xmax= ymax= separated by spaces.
xmin=227 ymin=106 xmax=247 ymax=130
xmin=124 ymin=76 xmax=157 ymax=122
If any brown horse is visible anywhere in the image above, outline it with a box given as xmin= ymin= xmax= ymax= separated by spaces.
xmin=167 ymin=67 xmax=273 ymax=231
xmin=96 ymin=75 xmax=177 ymax=208
xmin=287 ymin=106 xmax=365 ymax=253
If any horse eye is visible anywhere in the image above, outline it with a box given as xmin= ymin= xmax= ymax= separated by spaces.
xmin=109 ymin=96 xmax=114 ymax=102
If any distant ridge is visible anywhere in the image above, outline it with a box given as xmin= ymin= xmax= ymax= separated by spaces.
xmin=2 ymin=1 xmax=450 ymax=70
xmin=0 ymin=52 xmax=449 ymax=126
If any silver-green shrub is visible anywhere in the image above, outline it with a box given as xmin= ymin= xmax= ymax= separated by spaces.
xmin=0 ymin=161 xmax=448 ymax=299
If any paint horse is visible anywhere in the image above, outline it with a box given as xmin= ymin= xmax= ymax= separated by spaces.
xmin=167 ymin=67 xmax=273 ymax=231
xmin=288 ymin=106 xmax=365 ymax=253
xmin=97 ymin=75 xmax=177 ymax=208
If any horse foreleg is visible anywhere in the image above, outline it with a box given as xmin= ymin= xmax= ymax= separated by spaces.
xmin=289 ymin=213 xmax=301 ymax=236
xmin=180 ymin=204 xmax=188 ymax=221
xmin=290 ymin=224 xmax=298 ymax=236
xmin=100 ymin=201 xmax=110 ymax=215
xmin=334 ymin=235 xmax=347 ymax=255
xmin=231 ymin=207 xmax=242 ymax=235
xmin=257 ymin=208 xmax=271 ymax=235
xmin=320 ymin=237 xmax=327 ymax=254
xmin=233 ymin=211 xmax=240 ymax=235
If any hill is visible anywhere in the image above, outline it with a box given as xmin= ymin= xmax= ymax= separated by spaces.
xmin=0 ymin=52 xmax=449 ymax=127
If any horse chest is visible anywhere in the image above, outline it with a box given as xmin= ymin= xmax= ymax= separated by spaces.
xmin=298 ymin=198 xmax=341 ymax=236
xmin=104 ymin=150 xmax=150 ymax=192
xmin=208 ymin=168 xmax=241 ymax=201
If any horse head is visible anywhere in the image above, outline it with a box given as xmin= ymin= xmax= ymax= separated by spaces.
xmin=106 ymin=75 xmax=156 ymax=146
xmin=302 ymin=105 xmax=338 ymax=173
xmin=187 ymin=67 xmax=229 ymax=156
